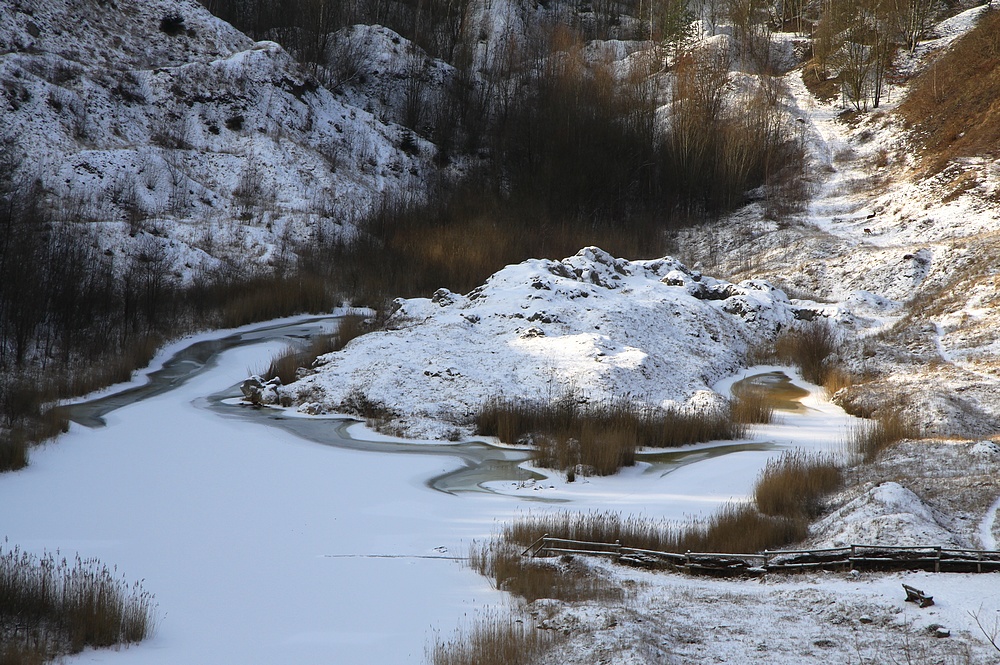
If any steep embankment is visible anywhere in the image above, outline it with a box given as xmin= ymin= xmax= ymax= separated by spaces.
xmin=676 ymin=5 xmax=1000 ymax=439
xmin=0 ymin=0 xmax=437 ymax=278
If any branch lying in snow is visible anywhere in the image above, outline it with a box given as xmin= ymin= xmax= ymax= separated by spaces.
xmin=969 ymin=607 xmax=1000 ymax=653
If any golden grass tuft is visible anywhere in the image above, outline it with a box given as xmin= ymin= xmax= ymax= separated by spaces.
xmin=477 ymin=397 xmax=742 ymax=476
xmin=849 ymin=412 xmax=919 ymax=463
xmin=774 ymin=322 xmax=838 ymax=386
xmin=730 ymin=385 xmax=775 ymax=425
xmin=469 ymin=540 xmax=623 ymax=603
xmin=427 ymin=609 xmax=563 ymax=665
xmin=753 ymin=451 xmax=842 ymax=519
xmin=0 ymin=546 xmax=156 ymax=661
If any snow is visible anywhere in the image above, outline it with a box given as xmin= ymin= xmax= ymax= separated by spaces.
xmin=2 ymin=332 xmax=509 ymax=664
xmin=809 ymin=482 xmax=963 ymax=549
xmin=0 ymin=322 xmax=855 ymax=663
xmin=4 ymin=1 xmax=1000 ymax=663
xmin=0 ymin=0 xmax=438 ymax=283
xmin=5 ymin=316 xmax=997 ymax=664
xmin=277 ymin=247 xmax=797 ymax=439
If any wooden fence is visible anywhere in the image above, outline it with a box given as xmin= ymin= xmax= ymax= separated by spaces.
xmin=522 ymin=535 xmax=1000 ymax=576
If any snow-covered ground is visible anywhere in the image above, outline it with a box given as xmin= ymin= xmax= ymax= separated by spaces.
xmin=3 ymin=314 xmax=996 ymax=664
xmin=0 ymin=0 xmax=440 ymax=279
xmin=269 ymin=247 xmax=797 ymax=439
xmin=4 ymin=1 xmax=1000 ymax=663
xmin=0 ymin=318 xmax=909 ymax=665
xmin=675 ymin=5 xmax=1000 ymax=440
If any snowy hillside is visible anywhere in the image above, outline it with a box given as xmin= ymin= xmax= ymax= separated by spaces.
xmin=272 ymin=247 xmax=797 ymax=437
xmin=0 ymin=0 xmax=437 ymax=278
xmin=675 ymin=5 xmax=1000 ymax=439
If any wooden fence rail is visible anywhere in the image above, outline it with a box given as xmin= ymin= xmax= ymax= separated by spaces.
xmin=524 ymin=536 xmax=1000 ymax=576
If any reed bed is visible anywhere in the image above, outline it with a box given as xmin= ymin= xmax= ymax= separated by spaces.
xmin=502 ymin=505 xmax=808 ymax=556
xmin=753 ymin=451 xmax=842 ymax=518
xmin=477 ymin=397 xmax=742 ymax=476
xmin=0 ymin=546 xmax=156 ymax=662
xmin=774 ymin=321 xmax=838 ymax=386
xmin=263 ymin=314 xmax=368 ymax=385
xmin=469 ymin=540 xmax=623 ymax=603
xmin=729 ymin=384 xmax=775 ymax=425
xmin=427 ymin=609 xmax=563 ymax=665
xmin=849 ymin=412 xmax=918 ymax=463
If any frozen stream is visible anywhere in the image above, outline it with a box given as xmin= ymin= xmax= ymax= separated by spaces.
xmin=0 ymin=316 xmax=858 ymax=664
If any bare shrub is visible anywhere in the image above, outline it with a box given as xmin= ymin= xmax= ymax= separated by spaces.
xmin=340 ymin=387 xmax=392 ymax=420
xmin=753 ymin=451 xmax=842 ymax=518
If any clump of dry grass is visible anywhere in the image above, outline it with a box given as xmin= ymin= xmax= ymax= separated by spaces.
xmin=0 ymin=546 xmax=156 ymax=662
xmin=477 ymin=397 xmax=742 ymax=476
xmin=502 ymin=511 xmax=678 ymax=553
xmin=773 ymin=321 xmax=859 ymax=395
xmin=775 ymin=322 xmax=837 ymax=385
xmin=672 ymin=503 xmax=808 ymax=554
xmin=469 ymin=540 xmax=622 ymax=603
xmin=753 ymin=451 xmax=842 ymax=518
xmin=0 ymin=432 xmax=29 ymax=472
xmin=730 ymin=385 xmax=775 ymax=425
xmin=427 ymin=609 xmax=564 ymax=665
xmin=849 ymin=412 xmax=918 ymax=463
xmin=263 ymin=314 xmax=368 ymax=385
xmin=502 ymin=504 xmax=808 ymax=556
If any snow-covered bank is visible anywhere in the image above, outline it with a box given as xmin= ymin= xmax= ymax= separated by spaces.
xmin=274 ymin=247 xmax=800 ymax=438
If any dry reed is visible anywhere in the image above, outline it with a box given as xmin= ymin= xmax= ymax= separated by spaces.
xmin=753 ymin=451 xmax=842 ymax=518
xmin=427 ymin=609 xmax=563 ymax=665
xmin=0 ymin=546 xmax=156 ymax=661
xmin=774 ymin=322 xmax=837 ymax=385
xmin=849 ymin=412 xmax=918 ymax=463
xmin=469 ymin=540 xmax=622 ymax=603
xmin=501 ymin=505 xmax=808 ymax=556
xmin=730 ymin=385 xmax=775 ymax=425
xmin=263 ymin=314 xmax=368 ymax=385
xmin=477 ymin=397 xmax=742 ymax=476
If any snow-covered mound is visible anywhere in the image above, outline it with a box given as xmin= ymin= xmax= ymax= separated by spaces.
xmin=279 ymin=247 xmax=796 ymax=438
xmin=809 ymin=482 xmax=963 ymax=549
xmin=0 ymin=0 xmax=436 ymax=279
